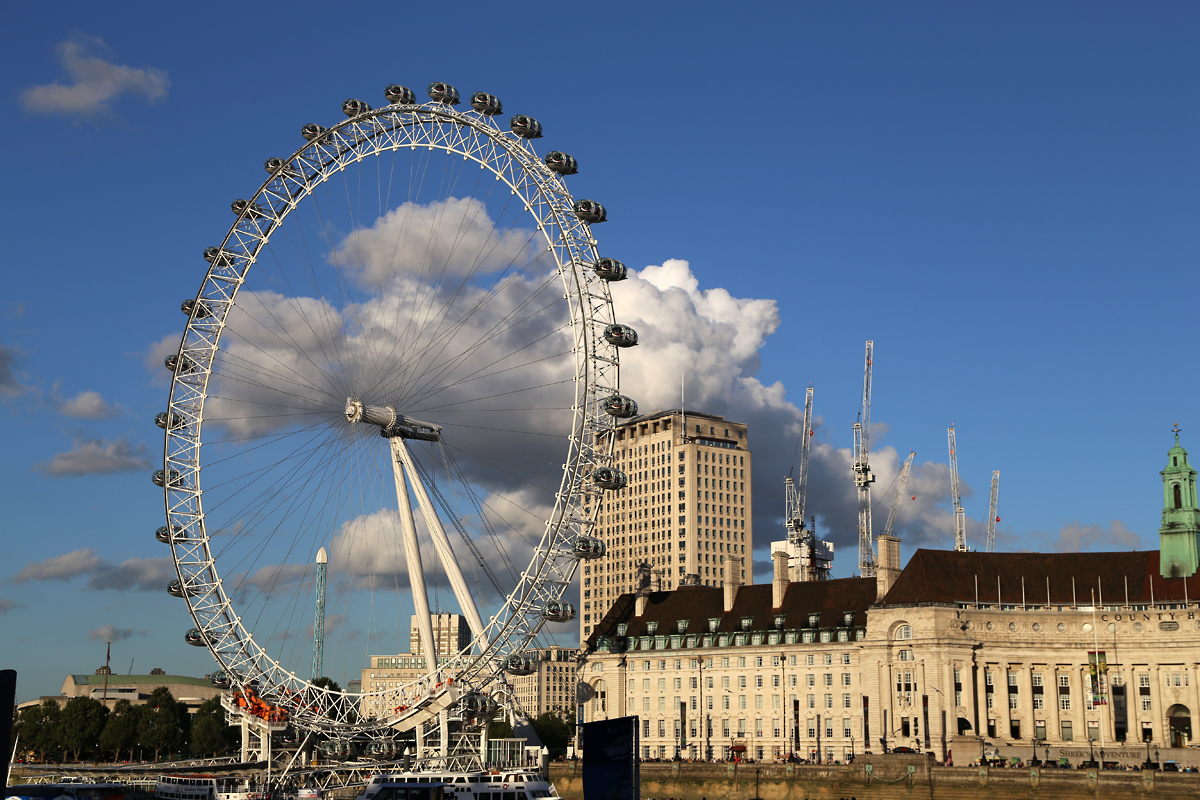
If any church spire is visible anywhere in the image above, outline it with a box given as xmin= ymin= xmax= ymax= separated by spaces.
xmin=1160 ymin=424 xmax=1200 ymax=578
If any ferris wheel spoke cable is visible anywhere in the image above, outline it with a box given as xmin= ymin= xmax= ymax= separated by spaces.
xmin=396 ymin=268 xmax=563 ymax=409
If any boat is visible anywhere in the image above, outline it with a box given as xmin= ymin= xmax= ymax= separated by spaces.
xmin=153 ymin=776 xmax=266 ymax=800
xmin=357 ymin=769 xmax=559 ymax=800
xmin=6 ymin=782 xmax=139 ymax=800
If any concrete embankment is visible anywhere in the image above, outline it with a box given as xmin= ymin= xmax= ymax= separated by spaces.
xmin=549 ymin=756 xmax=1200 ymax=800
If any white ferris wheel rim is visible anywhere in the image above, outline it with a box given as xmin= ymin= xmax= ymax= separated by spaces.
xmin=159 ymin=91 xmax=622 ymax=736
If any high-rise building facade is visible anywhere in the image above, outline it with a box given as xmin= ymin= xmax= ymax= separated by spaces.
xmin=411 ymin=613 xmax=472 ymax=659
xmin=581 ymin=409 xmax=752 ymax=640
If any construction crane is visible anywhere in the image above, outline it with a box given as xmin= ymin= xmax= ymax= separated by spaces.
xmin=882 ymin=451 xmax=916 ymax=539
xmin=948 ymin=426 xmax=967 ymax=552
xmin=784 ymin=387 xmax=830 ymax=580
xmin=985 ymin=470 xmax=1000 ymax=552
xmin=853 ymin=341 xmax=876 ymax=576
xmin=785 ymin=387 xmax=814 ymax=546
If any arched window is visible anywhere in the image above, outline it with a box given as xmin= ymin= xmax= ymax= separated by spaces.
xmin=895 ymin=624 xmax=913 ymax=640
xmin=1175 ymin=484 xmax=1183 ymax=510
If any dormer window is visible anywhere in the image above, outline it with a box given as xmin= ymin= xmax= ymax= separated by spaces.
xmin=646 ymin=621 xmax=658 ymax=635
xmin=740 ymin=616 xmax=752 ymax=631
xmin=774 ymin=615 xmax=786 ymax=630
xmin=807 ymin=613 xmax=820 ymax=628
xmin=616 ymin=623 xmax=628 ymax=636
xmin=676 ymin=619 xmax=689 ymax=634
xmin=708 ymin=618 xmax=720 ymax=633
xmin=843 ymin=612 xmax=854 ymax=626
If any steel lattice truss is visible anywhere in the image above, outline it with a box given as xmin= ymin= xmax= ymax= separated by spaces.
xmin=160 ymin=94 xmax=622 ymax=737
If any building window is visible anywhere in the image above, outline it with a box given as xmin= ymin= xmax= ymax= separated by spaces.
xmin=1141 ymin=697 xmax=1153 ymax=712
xmin=895 ymin=625 xmax=913 ymax=640
xmin=1060 ymin=696 xmax=1071 ymax=711
xmin=1061 ymin=721 xmax=1073 ymax=741
xmin=899 ymin=649 xmax=914 ymax=662
xmin=1059 ymin=675 xmax=1070 ymax=688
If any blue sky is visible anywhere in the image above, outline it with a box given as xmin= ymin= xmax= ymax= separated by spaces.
xmin=1 ymin=2 xmax=1197 ymax=703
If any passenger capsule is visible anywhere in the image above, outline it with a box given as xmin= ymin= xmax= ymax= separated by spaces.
xmin=342 ymin=98 xmax=372 ymax=117
xmin=603 ymin=323 xmax=639 ymax=347
xmin=184 ymin=628 xmax=212 ymax=647
xmin=460 ymin=692 xmax=496 ymax=715
xmin=469 ymin=92 xmax=503 ymax=115
xmin=164 ymin=354 xmax=197 ymax=374
xmin=203 ymin=247 xmax=235 ymax=266
xmin=155 ymin=524 xmax=181 ymax=544
xmin=600 ymin=394 xmax=638 ymax=419
xmin=181 ymin=298 xmax=213 ymax=319
xmin=263 ymin=157 xmax=301 ymax=178
xmin=210 ymin=671 xmax=232 ymax=689
xmin=571 ymin=534 xmax=607 ymax=560
xmin=541 ymin=600 xmax=576 ymax=623
xmin=152 ymin=469 xmax=183 ymax=488
xmin=544 ymin=151 xmax=578 ymax=176
xmin=573 ymin=199 xmax=607 ymax=223
xmin=167 ymin=579 xmax=199 ymax=598
xmin=591 ymin=465 xmax=628 ymax=491
xmin=301 ymin=123 xmax=328 ymax=141
xmin=426 ymin=82 xmax=460 ymax=105
xmin=509 ymin=115 xmax=543 ymax=139
xmin=593 ymin=258 xmax=628 ymax=282
xmin=502 ymin=654 xmax=537 ymax=676
xmin=155 ymin=411 xmax=184 ymax=430
xmin=231 ymin=199 xmax=267 ymax=219
xmin=384 ymin=84 xmax=416 ymax=105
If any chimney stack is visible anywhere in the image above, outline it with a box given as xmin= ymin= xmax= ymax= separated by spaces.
xmin=875 ymin=535 xmax=902 ymax=602
xmin=723 ymin=555 xmax=744 ymax=612
xmin=772 ymin=550 xmax=789 ymax=609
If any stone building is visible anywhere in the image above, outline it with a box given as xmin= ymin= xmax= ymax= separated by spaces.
xmin=579 ymin=434 xmax=1200 ymax=767
xmin=360 ymin=613 xmax=473 ymax=720
xmin=506 ymin=646 xmax=579 ymax=717
xmin=583 ymin=409 xmax=752 ymax=641
xmin=17 ymin=671 xmax=223 ymax=714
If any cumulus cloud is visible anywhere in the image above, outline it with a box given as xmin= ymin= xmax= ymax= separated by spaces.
xmin=33 ymin=436 xmax=152 ymax=476
xmin=332 ymin=197 xmax=541 ymax=284
xmin=0 ymin=598 xmax=25 ymax=614
xmin=14 ymin=548 xmax=173 ymax=591
xmin=88 ymin=624 xmax=147 ymax=641
xmin=57 ymin=389 xmax=121 ymax=419
xmin=1035 ymin=519 xmax=1143 ymax=553
xmin=22 ymin=35 xmax=169 ymax=119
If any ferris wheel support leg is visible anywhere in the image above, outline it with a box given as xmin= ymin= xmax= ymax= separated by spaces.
xmin=389 ymin=439 xmax=440 ymax=680
xmin=392 ymin=438 xmax=487 ymax=644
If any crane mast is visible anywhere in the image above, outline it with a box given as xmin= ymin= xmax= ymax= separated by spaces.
xmin=853 ymin=341 xmax=876 ymax=576
xmin=948 ymin=425 xmax=967 ymax=551
xmin=882 ymin=450 xmax=915 ymax=539
xmin=785 ymin=387 xmax=814 ymax=545
xmin=985 ymin=470 xmax=1000 ymax=552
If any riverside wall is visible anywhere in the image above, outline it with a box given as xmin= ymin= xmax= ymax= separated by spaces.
xmin=549 ymin=756 xmax=1200 ymax=800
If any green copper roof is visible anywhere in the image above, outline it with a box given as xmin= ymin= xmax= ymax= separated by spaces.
xmin=1160 ymin=426 xmax=1200 ymax=579
xmin=69 ymin=674 xmax=213 ymax=687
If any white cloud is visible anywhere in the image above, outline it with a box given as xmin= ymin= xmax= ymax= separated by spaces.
xmin=57 ymin=389 xmax=121 ymax=419
xmin=22 ymin=35 xmax=168 ymax=119
xmin=332 ymin=197 xmax=541 ymax=285
xmin=14 ymin=548 xmax=173 ymax=591
xmin=1035 ymin=519 xmax=1143 ymax=553
xmin=88 ymin=624 xmax=148 ymax=642
xmin=0 ymin=598 xmax=25 ymax=614
xmin=33 ymin=436 xmax=152 ymax=476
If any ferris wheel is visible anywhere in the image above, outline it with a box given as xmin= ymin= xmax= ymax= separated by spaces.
xmin=154 ymin=82 xmax=640 ymax=746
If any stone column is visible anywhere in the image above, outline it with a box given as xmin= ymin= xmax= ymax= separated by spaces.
xmin=1187 ymin=663 xmax=1200 ymax=747
xmin=976 ymin=659 xmax=990 ymax=740
xmin=1046 ymin=664 xmax=1062 ymax=744
xmin=1150 ymin=665 xmax=1164 ymax=746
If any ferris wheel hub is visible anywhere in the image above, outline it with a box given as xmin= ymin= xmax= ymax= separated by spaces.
xmin=345 ymin=398 xmax=442 ymax=442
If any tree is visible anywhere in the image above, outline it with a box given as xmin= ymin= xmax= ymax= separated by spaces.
xmin=190 ymin=696 xmax=239 ymax=757
xmin=60 ymin=696 xmax=109 ymax=761
xmin=99 ymin=699 xmax=142 ymax=762
xmin=138 ymin=687 xmax=190 ymax=761
xmin=529 ymin=711 xmax=574 ymax=755
xmin=21 ymin=700 xmax=64 ymax=762
xmin=488 ymin=717 xmax=514 ymax=739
